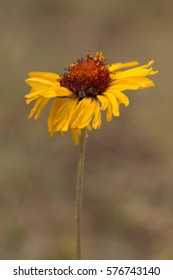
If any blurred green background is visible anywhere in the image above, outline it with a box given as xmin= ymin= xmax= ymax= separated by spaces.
xmin=0 ymin=0 xmax=172 ymax=259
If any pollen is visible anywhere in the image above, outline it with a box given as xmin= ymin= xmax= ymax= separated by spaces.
xmin=60 ymin=52 xmax=111 ymax=98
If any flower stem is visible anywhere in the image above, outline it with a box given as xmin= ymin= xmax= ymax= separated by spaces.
xmin=75 ymin=128 xmax=86 ymax=260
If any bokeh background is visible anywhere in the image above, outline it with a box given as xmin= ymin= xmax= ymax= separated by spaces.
xmin=0 ymin=0 xmax=172 ymax=259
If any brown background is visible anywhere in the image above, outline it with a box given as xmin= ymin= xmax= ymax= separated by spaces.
xmin=0 ymin=0 xmax=173 ymax=259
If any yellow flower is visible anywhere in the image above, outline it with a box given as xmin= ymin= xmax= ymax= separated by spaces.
xmin=25 ymin=51 xmax=158 ymax=144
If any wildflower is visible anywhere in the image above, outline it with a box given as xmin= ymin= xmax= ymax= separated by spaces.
xmin=25 ymin=51 xmax=158 ymax=144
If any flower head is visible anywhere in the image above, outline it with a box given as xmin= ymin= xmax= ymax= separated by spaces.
xmin=25 ymin=51 xmax=158 ymax=144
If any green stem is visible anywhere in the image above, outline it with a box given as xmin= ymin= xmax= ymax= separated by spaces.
xmin=75 ymin=128 xmax=86 ymax=260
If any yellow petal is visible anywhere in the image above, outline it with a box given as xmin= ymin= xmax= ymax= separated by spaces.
xmin=114 ymin=91 xmax=129 ymax=107
xmin=28 ymin=97 xmax=48 ymax=119
xmin=54 ymin=98 xmax=78 ymax=131
xmin=109 ymin=61 xmax=139 ymax=72
xmin=106 ymin=100 xmax=113 ymax=121
xmin=40 ymin=89 xmax=58 ymax=98
xmin=104 ymin=92 xmax=120 ymax=116
xmin=48 ymin=98 xmax=65 ymax=135
xmin=53 ymin=98 xmax=76 ymax=124
xmin=71 ymin=129 xmax=80 ymax=145
xmin=87 ymin=124 xmax=92 ymax=131
xmin=105 ymin=89 xmax=129 ymax=107
xmin=115 ymin=61 xmax=158 ymax=79
xmin=109 ymin=76 xmax=155 ymax=90
xmin=55 ymin=87 xmax=73 ymax=97
xmin=92 ymin=102 xmax=102 ymax=129
xmin=70 ymin=98 xmax=90 ymax=127
xmin=71 ymin=98 xmax=96 ymax=129
xmin=25 ymin=89 xmax=44 ymax=99
xmin=25 ymin=95 xmax=40 ymax=104
xmin=97 ymin=95 xmax=113 ymax=121
xmin=132 ymin=60 xmax=154 ymax=70
xmin=34 ymin=98 xmax=49 ymax=119
xmin=97 ymin=95 xmax=108 ymax=110
xmin=25 ymin=77 xmax=59 ymax=89
xmin=28 ymin=98 xmax=42 ymax=118
xmin=77 ymin=106 xmax=96 ymax=129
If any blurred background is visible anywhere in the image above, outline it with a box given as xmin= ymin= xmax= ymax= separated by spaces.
xmin=0 ymin=0 xmax=172 ymax=259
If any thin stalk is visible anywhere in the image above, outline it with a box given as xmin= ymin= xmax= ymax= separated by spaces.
xmin=75 ymin=128 xmax=86 ymax=260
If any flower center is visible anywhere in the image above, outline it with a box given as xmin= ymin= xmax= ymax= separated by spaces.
xmin=60 ymin=52 xmax=111 ymax=98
